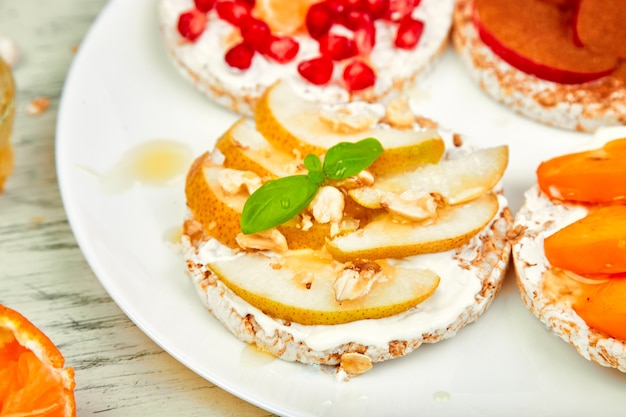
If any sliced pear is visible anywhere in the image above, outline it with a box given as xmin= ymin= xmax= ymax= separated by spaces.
xmin=185 ymin=153 xmax=247 ymax=248
xmin=349 ymin=145 xmax=509 ymax=208
xmin=185 ymin=153 xmax=333 ymax=250
xmin=254 ymin=80 xmax=445 ymax=175
xmin=326 ymin=192 xmax=500 ymax=262
xmin=208 ymin=249 xmax=440 ymax=325
xmin=216 ymin=118 xmax=306 ymax=179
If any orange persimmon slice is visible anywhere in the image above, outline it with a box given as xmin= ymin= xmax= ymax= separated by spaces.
xmin=573 ymin=277 xmax=626 ymax=340
xmin=0 ymin=304 xmax=76 ymax=417
xmin=544 ymin=205 xmax=626 ymax=276
xmin=537 ymin=137 xmax=626 ymax=203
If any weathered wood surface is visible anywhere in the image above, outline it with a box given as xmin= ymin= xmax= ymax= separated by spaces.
xmin=0 ymin=1 xmax=274 ymax=415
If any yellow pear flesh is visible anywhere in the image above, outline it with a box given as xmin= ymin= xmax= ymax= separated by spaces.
xmin=185 ymin=154 xmax=246 ymax=248
xmin=208 ymin=250 xmax=440 ymax=325
xmin=185 ymin=153 xmax=334 ymax=250
xmin=215 ymin=118 xmax=306 ymax=179
xmin=350 ymin=145 xmax=509 ymax=208
xmin=254 ymin=80 xmax=445 ymax=175
xmin=326 ymin=192 xmax=500 ymax=262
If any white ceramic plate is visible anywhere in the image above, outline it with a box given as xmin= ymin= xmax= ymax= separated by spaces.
xmin=56 ymin=0 xmax=626 ymax=415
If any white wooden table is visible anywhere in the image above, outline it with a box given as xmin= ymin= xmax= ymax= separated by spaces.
xmin=0 ymin=1 xmax=273 ymax=415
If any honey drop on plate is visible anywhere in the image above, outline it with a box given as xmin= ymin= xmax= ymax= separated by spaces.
xmin=99 ymin=139 xmax=193 ymax=193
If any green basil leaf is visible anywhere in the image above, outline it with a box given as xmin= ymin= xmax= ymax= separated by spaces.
xmin=240 ymin=175 xmax=319 ymax=234
xmin=323 ymin=138 xmax=384 ymax=180
xmin=304 ymin=154 xmax=324 ymax=185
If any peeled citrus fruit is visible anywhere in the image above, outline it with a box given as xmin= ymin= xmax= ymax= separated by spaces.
xmin=537 ymin=137 xmax=626 ymax=203
xmin=0 ymin=303 xmax=76 ymax=417
xmin=544 ymin=205 xmax=626 ymax=277
xmin=573 ymin=277 xmax=626 ymax=340
xmin=253 ymin=0 xmax=318 ymax=35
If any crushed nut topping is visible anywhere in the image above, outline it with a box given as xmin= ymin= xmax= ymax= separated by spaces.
xmin=339 ymin=352 xmax=373 ymax=377
xmin=385 ymin=96 xmax=415 ymax=128
xmin=236 ymin=229 xmax=288 ymax=253
xmin=25 ymin=97 xmax=51 ymax=116
xmin=308 ymin=186 xmax=345 ymax=225
xmin=218 ymin=168 xmax=262 ymax=195
xmin=319 ymin=102 xmax=383 ymax=133
xmin=333 ymin=170 xmax=375 ymax=190
xmin=381 ymin=190 xmax=438 ymax=221
xmin=334 ymin=259 xmax=383 ymax=302
xmin=293 ymin=271 xmax=314 ymax=289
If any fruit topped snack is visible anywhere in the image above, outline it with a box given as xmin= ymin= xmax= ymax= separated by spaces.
xmin=512 ymin=127 xmax=626 ymax=373
xmin=181 ymin=80 xmax=513 ymax=378
xmin=452 ymin=0 xmax=626 ymax=132
xmin=159 ymin=0 xmax=454 ymax=115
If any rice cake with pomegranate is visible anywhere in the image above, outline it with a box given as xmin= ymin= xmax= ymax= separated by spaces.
xmin=158 ymin=0 xmax=454 ymax=115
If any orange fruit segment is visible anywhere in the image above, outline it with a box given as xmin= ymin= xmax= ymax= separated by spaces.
xmin=253 ymin=0 xmax=319 ymax=35
xmin=0 ymin=304 xmax=76 ymax=417
xmin=536 ymin=137 xmax=626 ymax=203
xmin=573 ymin=277 xmax=626 ymax=340
xmin=544 ymin=205 xmax=626 ymax=276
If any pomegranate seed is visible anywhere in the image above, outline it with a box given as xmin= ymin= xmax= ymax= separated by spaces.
xmin=225 ymin=42 xmax=255 ymax=69
xmin=394 ymin=15 xmax=424 ymax=49
xmin=343 ymin=59 xmax=376 ymax=91
xmin=177 ymin=8 xmax=208 ymax=42
xmin=318 ymin=33 xmax=357 ymax=61
xmin=340 ymin=0 xmax=363 ymax=12
xmin=215 ymin=1 xmax=252 ymax=27
xmin=343 ymin=9 xmax=370 ymax=30
xmin=326 ymin=0 xmax=347 ymax=17
xmin=194 ymin=0 xmax=216 ymax=12
xmin=384 ymin=0 xmax=418 ymax=21
xmin=353 ymin=17 xmax=376 ymax=55
xmin=306 ymin=2 xmax=333 ymax=39
xmin=362 ymin=0 xmax=388 ymax=19
xmin=238 ymin=0 xmax=256 ymax=7
xmin=264 ymin=35 xmax=300 ymax=63
xmin=297 ymin=56 xmax=334 ymax=85
xmin=240 ymin=18 xmax=272 ymax=52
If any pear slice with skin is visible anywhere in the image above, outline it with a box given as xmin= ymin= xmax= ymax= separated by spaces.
xmin=207 ymin=249 xmax=440 ymax=325
xmin=326 ymin=192 xmax=500 ymax=262
xmin=349 ymin=145 xmax=509 ymax=209
xmin=216 ymin=118 xmax=306 ymax=179
xmin=185 ymin=152 xmax=334 ymax=250
xmin=254 ymin=80 xmax=445 ymax=175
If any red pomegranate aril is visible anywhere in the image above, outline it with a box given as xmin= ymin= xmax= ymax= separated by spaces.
xmin=343 ymin=59 xmax=376 ymax=90
xmin=177 ymin=8 xmax=208 ymax=42
xmin=306 ymin=2 xmax=334 ymax=39
xmin=343 ymin=9 xmax=371 ymax=30
xmin=326 ymin=0 xmax=348 ymax=17
xmin=264 ymin=35 xmax=300 ymax=63
xmin=238 ymin=0 xmax=256 ymax=7
xmin=240 ymin=17 xmax=272 ymax=52
xmin=394 ymin=15 xmax=424 ymax=49
xmin=353 ymin=17 xmax=376 ymax=55
xmin=362 ymin=0 xmax=388 ymax=19
xmin=319 ymin=33 xmax=358 ymax=61
xmin=216 ymin=0 xmax=252 ymax=27
xmin=194 ymin=0 xmax=216 ymax=12
xmin=225 ymin=42 xmax=255 ymax=69
xmin=298 ymin=56 xmax=335 ymax=85
xmin=384 ymin=0 xmax=419 ymax=21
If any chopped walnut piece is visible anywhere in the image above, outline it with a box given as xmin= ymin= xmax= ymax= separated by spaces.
xmin=339 ymin=352 xmax=373 ymax=377
xmin=385 ymin=96 xmax=415 ymax=128
xmin=334 ymin=260 xmax=382 ymax=301
xmin=308 ymin=186 xmax=344 ymax=224
xmin=414 ymin=115 xmax=439 ymax=128
xmin=453 ymin=133 xmax=464 ymax=147
xmin=235 ymin=229 xmax=288 ymax=253
xmin=333 ymin=170 xmax=375 ymax=190
xmin=218 ymin=168 xmax=262 ymax=195
xmin=319 ymin=103 xmax=383 ymax=133
xmin=25 ymin=97 xmax=51 ymax=116
xmin=381 ymin=190 xmax=438 ymax=221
